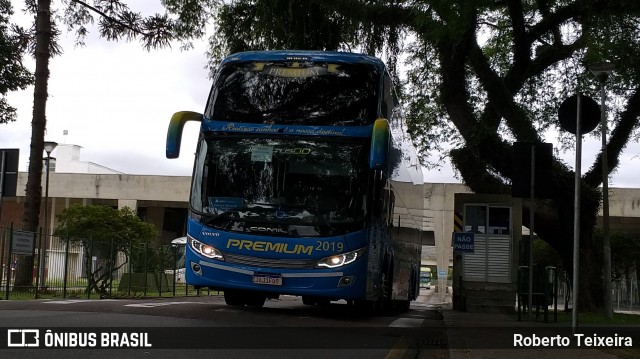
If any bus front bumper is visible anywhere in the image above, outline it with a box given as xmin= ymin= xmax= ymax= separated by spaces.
xmin=185 ymin=259 xmax=367 ymax=300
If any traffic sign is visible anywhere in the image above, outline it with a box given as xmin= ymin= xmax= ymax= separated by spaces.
xmin=438 ymin=270 xmax=447 ymax=279
xmin=12 ymin=230 xmax=35 ymax=256
xmin=453 ymin=232 xmax=475 ymax=253
xmin=558 ymin=94 xmax=600 ymax=134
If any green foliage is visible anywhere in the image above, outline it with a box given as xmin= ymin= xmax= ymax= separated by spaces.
xmin=54 ymin=205 xmax=157 ymax=248
xmin=200 ymin=0 xmax=640 ymax=170
xmin=0 ymin=0 xmax=33 ymax=124
xmin=55 ymin=0 xmax=219 ymax=50
xmin=129 ymin=244 xmax=175 ymax=273
xmin=205 ymin=0 xmax=403 ymax=77
xmin=532 ymin=238 xmax=565 ymax=270
xmin=593 ymin=229 xmax=640 ymax=283
xmin=201 ymin=0 xmax=640 ymax=310
xmin=54 ymin=205 xmax=157 ymax=296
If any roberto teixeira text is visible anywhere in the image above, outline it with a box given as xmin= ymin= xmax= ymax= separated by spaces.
xmin=514 ymin=333 xmax=633 ymax=348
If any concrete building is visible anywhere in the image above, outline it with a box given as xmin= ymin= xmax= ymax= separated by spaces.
xmin=1 ymin=145 xmax=640 ymax=290
xmin=52 ymin=144 xmax=124 ymax=175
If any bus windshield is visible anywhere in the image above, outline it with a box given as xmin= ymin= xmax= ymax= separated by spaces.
xmin=206 ymin=61 xmax=379 ymax=126
xmin=191 ymin=137 xmax=369 ymax=237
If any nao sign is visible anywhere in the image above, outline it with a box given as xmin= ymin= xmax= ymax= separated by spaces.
xmin=453 ymin=232 xmax=474 ymax=253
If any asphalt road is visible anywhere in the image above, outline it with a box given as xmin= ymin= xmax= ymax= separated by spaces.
xmin=0 ymin=291 xmax=448 ymax=359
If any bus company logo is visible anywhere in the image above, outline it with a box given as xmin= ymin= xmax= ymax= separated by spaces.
xmin=7 ymin=329 xmax=39 ymax=347
xmin=201 ymin=231 xmax=220 ymax=237
xmin=6 ymin=329 xmax=152 ymax=348
xmin=227 ymin=238 xmax=313 ymax=256
xmin=247 ymin=226 xmax=287 ymax=234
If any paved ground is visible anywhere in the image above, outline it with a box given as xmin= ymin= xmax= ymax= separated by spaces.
xmin=416 ymin=288 xmax=636 ymax=359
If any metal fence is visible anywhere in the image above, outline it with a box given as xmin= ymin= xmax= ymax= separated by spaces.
xmin=0 ymin=226 xmax=218 ymax=300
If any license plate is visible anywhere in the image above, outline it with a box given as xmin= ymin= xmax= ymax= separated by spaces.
xmin=252 ymin=274 xmax=282 ymax=286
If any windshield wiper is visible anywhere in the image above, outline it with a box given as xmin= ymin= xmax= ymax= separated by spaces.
xmin=273 ymin=205 xmax=335 ymax=231
xmin=201 ymin=207 xmax=244 ymax=226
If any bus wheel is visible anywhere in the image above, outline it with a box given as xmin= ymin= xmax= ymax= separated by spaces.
xmin=224 ymin=290 xmax=245 ymax=306
xmin=302 ymin=296 xmax=330 ymax=306
xmin=396 ymin=271 xmax=416 ymax=313
xmin=354 ymin=300 xmax=376 ymax=315
xmin=245 ymin=295 xmax=266 ymax=308
xmin=396 ymin=299 xmax=411 ymax=312
xmin=379 ymin=267 xmax=394 ymax=315
xmin=302 ymin=296 xmax=315 ymax=305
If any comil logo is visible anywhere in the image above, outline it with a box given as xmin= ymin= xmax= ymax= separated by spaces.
xmin=7 ymin=329 xmax=40 ymax=347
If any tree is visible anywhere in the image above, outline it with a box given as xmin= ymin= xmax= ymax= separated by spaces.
xmin=594 ymin=230 xmax=640 ymax=305
xmin=54 ymin=205 xmax=157 ymax=296
xmin=0 ymin=0 xmax=32 ymax=124
xmin=15 ymin=0 xmax=205 ymax=289
xmin=532 ymin=238 xmax=572 ymax=311
xmin=193 ymin=0 xmax=640 ymax=311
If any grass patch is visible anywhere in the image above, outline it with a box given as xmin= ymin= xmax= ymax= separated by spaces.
xmin=559 ymin=311 xmax=640 ymax=359
xmin=514 ymin=309 xmax=640 ymax=359
xmin=554 ymin=310 xmax=640 ymax=325
xmin=600 ymin=348 xmax=640 ymax=359
xmin=513 ymin=308 xmax=640 ymax=325
xmin=2 ymin=284 xmax=221 ymax=300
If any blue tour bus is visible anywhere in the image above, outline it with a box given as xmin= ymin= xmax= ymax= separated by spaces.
xmin=166 ymin=50 xmax=423 ymax=312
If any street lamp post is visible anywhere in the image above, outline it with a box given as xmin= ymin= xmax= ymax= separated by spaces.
xmin=590 ymin=62 xmax=614 ymax=320
xmin=40 ymin=141 xmax=58 ymax=288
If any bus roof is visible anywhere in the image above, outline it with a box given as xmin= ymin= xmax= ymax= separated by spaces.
xmin=220 ymin=50 xmax=386 ymax=71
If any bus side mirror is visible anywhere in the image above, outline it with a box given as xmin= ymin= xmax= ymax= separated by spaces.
xmin=166 ymin=111 xmax=203 ymax=158
xmin=369 ymin=118 xmax=390 ymax=169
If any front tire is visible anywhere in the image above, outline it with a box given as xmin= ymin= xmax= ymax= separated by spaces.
xmin=379 ymin=265 xmax=394 ymax=315
xmin=245 ymin=295 xmax=266 ymax=308
xmin=224 ymin=290 xmax=245 ymax=306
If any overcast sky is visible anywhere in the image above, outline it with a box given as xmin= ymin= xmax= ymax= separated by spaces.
xmin=2 ymin=1 xmax=639 ymax=187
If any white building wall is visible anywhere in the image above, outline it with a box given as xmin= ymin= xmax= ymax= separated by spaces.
xmin=52 ymin=144 xmax=123 ymax=175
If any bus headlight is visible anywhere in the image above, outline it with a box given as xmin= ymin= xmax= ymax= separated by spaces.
xmin=316 ymin=248 xmax=365 ymax=269
xmin=190 ymin=237 xmax=224 ymax=261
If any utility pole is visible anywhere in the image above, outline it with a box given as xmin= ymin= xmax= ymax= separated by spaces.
xmin=590 ymin=62 xmax=615 ymax=320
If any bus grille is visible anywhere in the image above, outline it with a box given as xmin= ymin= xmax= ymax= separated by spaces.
xmin=224 ymin=252 xmax=317 ymax=269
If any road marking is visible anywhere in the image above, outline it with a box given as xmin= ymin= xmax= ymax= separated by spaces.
xmin=44 ymin=299 xmax=118 ymax=304
xmin=388 ymin=318 xmax=424 ymax=327
xmin=125 ymin=302 xmax=209 ymax=308
xmin=385 ymin=318 xmax=425 ymax=359
xmin=384 ymin=338 xmax=410 ymax=359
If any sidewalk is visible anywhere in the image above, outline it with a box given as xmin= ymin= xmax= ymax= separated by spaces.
xmin=416 ymin=288 xmax=627 ymax=359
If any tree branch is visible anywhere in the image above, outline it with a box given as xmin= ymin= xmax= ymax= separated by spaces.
xmin=435 ymin=9 xmax=519 ymax=187
xmin=523 ymin=34 xmax=587 ymax=83
xmin=70 ymin=0 xmax=145 ymax=36
xmin=468 ymin=39 xmax=542 ymax=143
xmin=535 ymin=0 xmax=562 ymax=44
xmin=310 ymin=0 xmax=438 ymax=40
xmin=584 ymin=88 xmax=640 ymax=186
xmin=450 ymin=147 xmax=511 ymax=194
xmin=507 ymin=0 xmax=531 ymax=74
xmin=528 ymin=0 xmax=640 ymax=43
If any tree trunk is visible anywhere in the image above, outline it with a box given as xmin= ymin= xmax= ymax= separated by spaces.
xmin=635 ymin=263 xmax=639 ymax=305
xmin=15 ymin=0 xmax=52 ymax=290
